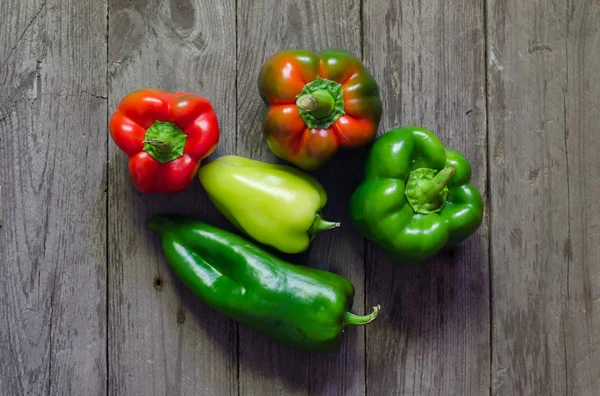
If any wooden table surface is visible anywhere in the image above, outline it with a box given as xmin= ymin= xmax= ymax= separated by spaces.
xmin=2 ymin=0 xmax=599 ymax=395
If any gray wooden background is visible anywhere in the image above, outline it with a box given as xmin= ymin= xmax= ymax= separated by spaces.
xmin=1 ymin=0 xmax=599 ymax=395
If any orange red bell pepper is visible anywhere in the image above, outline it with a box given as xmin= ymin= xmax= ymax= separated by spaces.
xmin=258 ymin=48 xmax=382 ymax=170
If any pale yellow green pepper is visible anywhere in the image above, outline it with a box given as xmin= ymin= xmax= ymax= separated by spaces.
xmin=198 ymin=155 xmax=339 ymax=253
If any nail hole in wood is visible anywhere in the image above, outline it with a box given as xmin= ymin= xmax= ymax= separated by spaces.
xmin=177 ymin=311 xmax=186 ymax=324
xmin=154 ymin=277 xmax=163 ymax=290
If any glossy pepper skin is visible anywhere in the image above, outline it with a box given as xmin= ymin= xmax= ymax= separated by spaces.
xmin=198 ymin=155 xmax=339 ymax=254
xmin=349 ymin=127 xmax=484 ymax=264
xmin=258 ymin=48 xmax=382 ymax=171
xmin=147 ymin=215 xmax=380 ymax=352
xmin=109 ymin=89 xmax=219 ymax=193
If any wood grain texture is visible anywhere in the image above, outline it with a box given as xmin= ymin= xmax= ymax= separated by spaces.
xmin=564 ymin=3 xmax=600 ymax=395
xmin=363 ymin=1 xmax=489 ymax=395
xmin=487 ymin=0 xmax=574 ymax=394
xmin=236 ymin=1 xmax=367 ymax=395
xmin=3 ymin=0 xmax=599 ymax=394
xmin=107 ymin=0 xmax=237 ymax=395
xmin=0 ymin=0 xmax=108 ymax=394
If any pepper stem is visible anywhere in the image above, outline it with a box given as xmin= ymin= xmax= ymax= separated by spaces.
xmin=420 ymin=166 xmax=456 ymax=202
xmin=307 ymin=212 xmax=340 ymax=241
xmin=143 ymin=138 xmax=171 ymax=151
xmin=405 ymin=166 xmax=457 ymax=214
xmin=344 ymin=305 xmax=381 ymax=326
xmin=142 ymin=121 xmax=188 ymax=164
xmin=296 ymin=89 xmax=336 ymax=119
xmin=295 ymin=76 xmax=345 ymax=129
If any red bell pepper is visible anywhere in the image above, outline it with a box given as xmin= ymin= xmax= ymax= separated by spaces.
xmin=109 ymin=89 xmax=219 ymax=194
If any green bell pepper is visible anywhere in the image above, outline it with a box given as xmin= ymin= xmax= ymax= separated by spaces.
xmin=349 ymin=126 xmax=484 ymax=264
xmin=198 ymin=155 xmax=339 ymax=254
xmin=147 ymin=215 xmax=380 ymax=352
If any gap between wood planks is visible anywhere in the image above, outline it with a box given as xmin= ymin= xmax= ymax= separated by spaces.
xmin=105 ymin=1 xmax=110 ymax=395
xmin=483 ymin=0 xmax=493 ymax=394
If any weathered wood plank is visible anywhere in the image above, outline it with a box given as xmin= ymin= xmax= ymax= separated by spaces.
xmin=107 ymin=0 xmax=237 ymax=395
xmin=487 ymin=0 xmax=574 ymax=394
xmin=564 ymin=4 xmax=600 ymax=395
xmin=0 ymin=0 xmax=108 ymax=394
xmin=488 ymin=0 xmax=600 ymax=394
xmin=236 ymin=1 xmax=366 ymax=395
xmin=363 ymin=1 xmax=489 ymax=395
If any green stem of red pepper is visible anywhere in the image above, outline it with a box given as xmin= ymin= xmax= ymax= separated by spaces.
xmin=295 ymin=76 xmax=345 ymax=129
xmin=142 ymin=121 xmax=188 ymax=164
xmin=142 ymin=138 xmax=171 ymax=151
xmin=296 ymin=89 xmax=336 ymax=119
